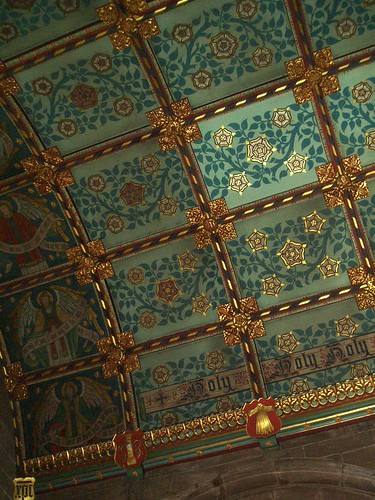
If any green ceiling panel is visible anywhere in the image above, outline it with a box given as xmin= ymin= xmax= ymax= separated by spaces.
xmin=109 ymin=237 xmax=227 ymax=343
xmin=149 ymin=0 xmax=298 ymax=108
xmin=69 ymin=139 xmax=197 ymax=248
xmin=227 ymin=195 xmax=358 ymax=308
xmin=14 ymin=37 xmax=157 ymax=154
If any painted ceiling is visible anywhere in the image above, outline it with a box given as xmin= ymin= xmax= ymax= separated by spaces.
xmin=0 ymin=0 xmax=374 ymax=492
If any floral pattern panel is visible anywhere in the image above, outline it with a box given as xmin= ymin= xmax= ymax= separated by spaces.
xmin=107 ymin=237 xmax=228 ymax=343
xmin=132 ymin=336 xmax=252 ymax=430
xmin=0 ymin=0 xmax=105 ymax=60
xmin=69 ymin=139 xmax=197 ymax=248
xmin=226 ymin=195 xmax=358 ymax=308
xmin=192 ymin=90 xmax=327 ymax=209
xmin=149 ymin=0 xmax=298 ymax=109
xmin=302 ymin=0 xmax=375 ymax=58
xmin=20 ymin=368 xmax=124 ymax=458
xmin=0 ymin=104 xmax=31 ymax=181
xmin=15 ymin=37 xmax=157 ymax=155
xmin=0 ymin=185 xmax=76 ymax=283
xmin=357 ymin=178 xmax=375 ymax=260
xmin=256 ymin=299 xmax=375 ymax=398
xmin=327 ymin=63 xmax=375 ymax=167
xmin=0 ymin=276 xmax=109 ymax=373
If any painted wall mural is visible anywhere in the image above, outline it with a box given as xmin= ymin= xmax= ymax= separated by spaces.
xmin=21 ymin=371 xmax=123 ymax=457
xmin=1 ymin=278 xmax=108 ymax=372
xmin=0 ymin=187 xmax=75 ymax=282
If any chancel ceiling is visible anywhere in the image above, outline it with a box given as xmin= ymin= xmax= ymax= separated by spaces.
xmin=0 ymin=0 xmax=374 ymax=493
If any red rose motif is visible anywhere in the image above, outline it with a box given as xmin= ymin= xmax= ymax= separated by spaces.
xmin=120 ymin=182 xmax=146 ymax=206
xmin=157 ymin=278 xmax=180 ymax=304
xmin=71 ymin=84 xmax=98 ymax=110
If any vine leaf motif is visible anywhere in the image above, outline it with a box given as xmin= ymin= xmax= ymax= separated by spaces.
xmin=66 ymin=239 xmax=114 ymax=285
xmin=0 ymin=61 xmax=21 ymax=97
xmin=21 ymin=147 xmax=75 ymax=195
xmin=185 ymin=197 xmax=237 ymax=249
xmin=285 ymin=47 xmax=340 ymax=104
xmin=216 ymin=297 xmax=265 ymax=346
xmin=97 ymin=332 xmax=139 ymax=377
xmin=316 ymin=154 xmax=370 ymax=208
xmin=347 ymin=266 xmax=375 ymax=310
xmin=4 ymin=362 xmax=28 ymax=400
xmin=146 ymin=98 xmax=202 ymax=151
xmin=97 ymin=1 xmax=159 ymax=50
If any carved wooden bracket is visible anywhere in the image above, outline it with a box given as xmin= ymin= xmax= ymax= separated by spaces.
xmin=97 ymin=1 xmax=159 ymax=50
xmin=146 ymin=98 xmax=202 ymax=151
xmin=185 ymin=198 xmax=237 ymax=249
xmin=66 ymin=240 xmax=114 ymax=285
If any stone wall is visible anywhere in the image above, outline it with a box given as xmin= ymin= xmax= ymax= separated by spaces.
xmin=0 ymin=371 xmax=16 ymax=499
xmin=37 ymin=418 xmax=375 ymax=499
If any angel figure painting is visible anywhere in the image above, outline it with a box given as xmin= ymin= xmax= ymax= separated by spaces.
xmin=0 ymin=193 xmax=71 ymax=279
xmin=12 ymin=286 xmax=105 ymax=370
xmin=32 ymin=376 xmax=123 ymax=455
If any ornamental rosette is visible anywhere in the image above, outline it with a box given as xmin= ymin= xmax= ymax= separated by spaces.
xmin=159 ymin=196 xmax=179 ymax=216
xmin=252 ymin=46 xmax=273 ymax=68
xmin=206 ymin=351 xmax=225 ymax=372
xmin=120 ymin=182 xmax=146 ymax=206
xmin=247 ymin=136 xmax=275 ymax=164
xmin=336 ymin=17 xmax=357 ymax=39
xmin=171 ymin=24 xmax=193 ymax=44
xmin=278 ymin=240 xmax=307 ymax=268
xmin=352 ymin=82 xmax=373 ymax=103
xmin=106 ymin=215 xmax=124 ymax=234
xmin=262 ymin=275 xmax=284 ymax=297
xmin=247 ymin=229 xmax=267 ymax=252
xmin=32 ymin=77 xmax=54 ymax=96
xmin=318 ymin=256 xmax=340 ymax=278
xmin=139 ymin=310 xmax=157 ymax=329
xmin=87 ymin=174 xmax=106 ymax=192
xmin=271 ymin=108 xmax=292 ymax=128
xmin=210 ymin=31 xmax=238 ymax=59
xmin=114 ymin=97 xmax=134 ymax=116
xmin=152 ymin=364 xmax=171 ymax=384
xmin=157 ymin=278 xmax=180 ymax=304
xmin=216 ymin=396 xmax=235 ymax=412
xmin=192 ymin=293 xmax=211 ymax=316
xmin=57 ymin=0 xmax=79 ymax=12
xmin=0 ymin=23 xmax=18 ymax=41
xmin=228 ymin=172 xmax=250 ymax=194
xmin=278 ymin=332 xmax=299 ymax=354
xmin=302 ymin=211 xmax=326 ymax=233
xmin=365 ymin=131 xmax=375 ymax=150
xmin=236 ymin=0 xmax=258 ymax=20
xmin=91 ymin=53 xmax=112 ymax=73
xmin=192 ymin=69 xmax=213 ymax=90
xmin=58 ymin=119 xmax=77 ymax=137
xmin=178 ymin=250 xmax=198 ymax=271
xmin=285 ymin=152 xmax=308 ymax=175
xmin=141 ymin=154 xmax=160 ymax=174
xmin=126 ymin=267 xmax=144 ymax=285
xmin=335 ymin=316 xmax=358 ymax=338
xmin=213 ymin=126 xmax=235 ymax=147
xmin=161 ymin=411 xmax=178 ymax=427
xmin=71 ymin=84 xmax=98 ymax=110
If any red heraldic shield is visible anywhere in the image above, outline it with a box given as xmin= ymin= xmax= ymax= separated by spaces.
xmin=243 ymin=397 xmax=282 ymax=438
xmin=113 ymin=430 xmax=147 ymax=469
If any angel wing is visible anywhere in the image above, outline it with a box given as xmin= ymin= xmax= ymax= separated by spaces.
xmin=11 ymin=193 xmax=49 ymax=222
xmin=35 ymin=382 xmax=60 ymax=437
xmin=78 ymin=376 xmax=112 ymax=409
xmin=10 ymin=292 xmax=38 ymax=342
xmin=52 ymin=286 xmax=86 ymax=315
